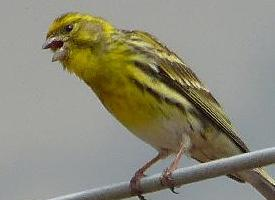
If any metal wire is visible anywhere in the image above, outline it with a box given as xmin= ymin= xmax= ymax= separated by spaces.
xmin=46 ymin=147 xmax=275 ymax=200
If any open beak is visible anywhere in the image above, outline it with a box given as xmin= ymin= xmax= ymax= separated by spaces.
xmin=42 ymin=36 xmax=68 ymax=62
xmin=42 ymin=37 xmax=64 ymax=50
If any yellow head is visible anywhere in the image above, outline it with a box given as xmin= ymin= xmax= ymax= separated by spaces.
xmin=42 ymin=12 xmax=116 ymax=62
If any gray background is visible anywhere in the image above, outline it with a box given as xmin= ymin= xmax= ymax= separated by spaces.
xmin=0 ymin=1 xmax=274 ymax=200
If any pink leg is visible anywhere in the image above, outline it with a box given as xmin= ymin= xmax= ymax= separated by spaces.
xmin=160 ymin=142 xmax=185 ymax=192
xmin=130 ymin=149 xmax=168 ymax=199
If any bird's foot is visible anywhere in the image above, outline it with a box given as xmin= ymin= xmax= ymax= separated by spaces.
xmin=160 ymin=168 xmax=179 ymax=194
xmin=130 ymin=170 xmax=146 ymax=200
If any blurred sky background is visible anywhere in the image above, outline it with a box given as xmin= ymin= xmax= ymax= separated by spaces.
xmin=0 ymin=1 xmax=275 ymax=200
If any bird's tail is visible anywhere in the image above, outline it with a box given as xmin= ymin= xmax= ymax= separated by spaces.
xmin=240 ymin=167 xmax=275 ymax=200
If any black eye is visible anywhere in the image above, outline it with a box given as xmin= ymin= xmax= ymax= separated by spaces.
xmin=64 ymin=24 xmax=73 ymax=32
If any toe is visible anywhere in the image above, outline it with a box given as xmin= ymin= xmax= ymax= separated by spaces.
xmin=160 ymin=169 xmax=179 ymax=194
xmin=130 ymin=171 xmax=145 ymax=196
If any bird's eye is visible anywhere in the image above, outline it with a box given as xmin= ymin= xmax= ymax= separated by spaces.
xmin=64 ymin=24 xmax=73 ymax=32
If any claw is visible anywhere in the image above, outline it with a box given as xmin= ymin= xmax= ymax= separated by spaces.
xmin=169 ymin=187 xmax=179 ymax=194
xmin=137 ymin=194 xmax=146 ymax=200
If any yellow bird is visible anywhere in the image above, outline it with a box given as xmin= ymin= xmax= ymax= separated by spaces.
xmin=43 ymin=12 xmax=275 ymax=199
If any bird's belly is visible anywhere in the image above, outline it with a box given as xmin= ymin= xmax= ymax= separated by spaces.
xmin=98 ymin=86 xmax=203 ymax=153
xmin=97 ymin=83 xmax=242 ymax=158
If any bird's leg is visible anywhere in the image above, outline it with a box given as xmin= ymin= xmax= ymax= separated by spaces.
xmin=160 ymin=142 xmax=185 ymax=194
xmin=130 ymin=149 xmax=168 ymax=200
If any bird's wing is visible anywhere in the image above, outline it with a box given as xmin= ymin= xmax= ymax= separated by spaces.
xmin=128 ymin=30 xmax=249 ymax=153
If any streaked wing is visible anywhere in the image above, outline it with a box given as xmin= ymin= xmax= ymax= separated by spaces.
xmin=127 ymin=30 xmax=249 ymax=153
xmin=158 ymin=57 xmax=249 ymax=153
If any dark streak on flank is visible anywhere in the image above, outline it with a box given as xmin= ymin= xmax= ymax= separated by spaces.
xmin=200 ymin=132 xmax=207 ymax=140
xmin=128 ymin=77 xmax=170 ymax=119
xmin=128 ymin=76 xmax=188 ymax=118
xmin=129 ymin=77 xmax=162 ymax=103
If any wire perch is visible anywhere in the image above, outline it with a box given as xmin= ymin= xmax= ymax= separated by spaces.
xmin=46 ymin=147 xmax=275 ymax=200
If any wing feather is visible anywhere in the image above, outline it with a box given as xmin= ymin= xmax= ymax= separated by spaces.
xmin=126 ymin=30 xmax=249 ymax=153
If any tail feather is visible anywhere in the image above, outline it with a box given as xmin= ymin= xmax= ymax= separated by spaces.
xmin=240 ymin=168 xmax=275 ymax=200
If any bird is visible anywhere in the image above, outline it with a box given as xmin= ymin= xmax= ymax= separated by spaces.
xmin=42 ymin=12 xmax=275 ymax=199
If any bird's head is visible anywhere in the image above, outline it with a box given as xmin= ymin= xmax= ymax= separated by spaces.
xmin=42 ymin=12 xmax=116 ymax=62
